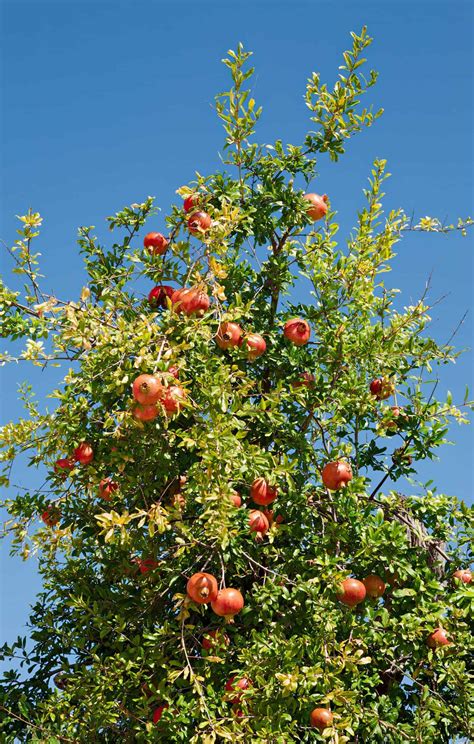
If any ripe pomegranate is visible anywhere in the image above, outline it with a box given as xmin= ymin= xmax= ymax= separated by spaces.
xmin=186 ymin=572 xmax=219 ymax=604
xmin=453 ymin=569 xmax=472 ymax=584
xmin=363 ymin=574 xmax=386 ymax=598
xmin=132 ymin=374 xmax=163 ymax=405
xmin=309 ymin=707 xmax=333 ymax=730
xmin=152 ymin=704 xmax=168 ymax=723
xmin=54 ymin=458 xmax=74 ymax=474
xmin=144 ymin=232 xmax=168 ymax=255
xmin=187 ymin=211 xmax=212 ymax=234
xmin=73 ymin=442 xmax=94 ymax=465
xmin=148 ymin=285 xmax=174 ymax=309
xmin=137 ymin=558 xmax=159 ymax=575
xmin=283 ymin=318 xmax=311 ymax=346
xmin=171 ymin=286 xmax=210 ymax=316
xmin=216 ymin=322 xmax=243 ymax=350
xmin=98 ymin=477 xmax=119 ymax=501
xmin=167 ymin=365 xmax=180 ymax=379
xmin=183 ymin=194 xmax=199 ymax=213
xmin=224 ymin=676 xmax=252 ymax=704
xmin=303 ymin=193 xmax=328 ymax=221
xmin=132 ymin=403 xmax=159 ymax=422
xmin=229 ymin=490 xmax=242 ymax=507
xmin=248 ymin=510 xmax=270 ymax=536
xmin=161 ymin=385 xmax=186 ymax=415
xmin=250 ymin=477 xmax=278 ymax=506
xmin=370 ymin=377 xmax=394 ymax=400
xmin=426 ymin=628 xmax=451 ymax=648
xmin=41 ymin=505 xmax=60 ymax=527
xmin=211 ymin=588 xmax=244 ymax=619
xmin=291 ymin=372 xmax=315 ymax=389
xmin=242 ymin=333 xmax=266 ymax=360
xmin=337 ymin=578 xmax=366 ymax=607
xmin=262 ymin=509 xmax=283 ymax=527
xmin=321 ymin=461 xmax=353 ymax=491
xmin=201 ymin=629 xmax=230 ymax=650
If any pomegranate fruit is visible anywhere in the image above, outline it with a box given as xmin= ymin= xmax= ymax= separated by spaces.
xmin=201 ymin=629 xmax=230 ymax=650
xmin=453 ymin=569 xmax=472 ymax=584
xmin=171 ymin=286 xmax=210 ymax=316
xmin=242 ymin=333 xmax=266 ymax=360
xmin=186 ymin=572 xmax=218 ymax=604
xmin=283 ymin=318 xmax=311 ymax=346
xmin=321 ymin=460 xmax=353 ymax=490
xmin=224 ymin=676 xmax=252 ymax=704
xmin=363 ymin=574 xmax=386 ymax=598
xmin=229 ymin=490 xmax=242 ymax=507
xmin=132 ymin=374 xmax=163 ymax=405
xmin=250 ymin=477 xmax=278 ymax=506
xmin=98 ymin=477 xmax=119 ymax=501
xmin=161 ymin=385 xmax=186 ymax=415
xmin=309 ymin=707 xmax=333 ymax=730
xmin=211 ymin=588 xmax=244 ymax=619
xmin=216 ymin=322 xmax=243 ymax=350
xmin=41 ymin=505 xmax=60 ymax=527
xmin=152 ymin=704 xmax=168 ymax=723
xmin=148 ymin=285 xmax=174 ymax=309
xmin=54 ymin=458 xmax=74 ymax=474
xmin=303 ymin=193 xmax=328 ymax=221
xmin=370 ymin=377 xmax=394 ymax=400
xmin=137 ymin=558 xmax=159 ymax=575
xmin=183 ymin=194 xmax=199 ymax=213
xmin=132 ymin=403 xmax=159 ymax=422
xmin=144 ymin=232 xmax=168 ymax=255
xmin=248 ymin=510 xmax=270 ymax=536
xmin=426 ymin=628 xmax=451 ymax=648
xmin=187 ymin=211 xmax=212 ymax=234
xmin=291 ymin=372 xmax=315 ymax=389
xmin=337 ymin=578 xmax=366 ymax=607
xmin=73 ymin=442 xmax=94 ymax=465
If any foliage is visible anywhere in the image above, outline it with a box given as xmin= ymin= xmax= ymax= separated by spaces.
xmin=0 ymin=29 xmax=473 ymax=743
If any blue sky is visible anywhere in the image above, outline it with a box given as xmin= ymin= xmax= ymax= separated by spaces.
xmin=1 ymin=1 xmax=472 ymax=658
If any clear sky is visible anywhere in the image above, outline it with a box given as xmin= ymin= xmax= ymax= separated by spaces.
xmin=0 ymin=1 xmax=472 ymax=660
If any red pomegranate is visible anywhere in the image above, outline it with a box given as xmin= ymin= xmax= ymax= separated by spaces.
xmin=171 ymin=287 xmax=210 ymax=316
xmin=167 ymin=365 xmax=180 ymax=379
xmin=54 ymin=458 xmax=74 ymax=474
xmin=41 ymin=505 xmax=60 ymax=527
xmin=309 ymin=707 xmax=333 ymax=730
xmin=248 ymin=510 xmax=270 ymax=536
xmin=144 ymin=232 xmax=168 ymax=255
xmin=337 ymin=578 xmax=366 ymax=607
xmin=291 ymin=372 xmax=315 ymax=389
xmin=321 ymin=461 xmax=353 ymax=491
xmin=242 ymin=333 xmax=266 ymax=360
xmin=148 ymin=285 xmax=174 ymax=309
xmin=211 ymin=588 xmax=244 ymax=619
xmin=186 ymin=572 xmax=219 ymax=604
xmin=74 ymin=442 xmax=94 ymax=465
xmin=283 ymin=318 xmax=311 ymax=346
xmin=161 ymin=385 xmax=186 ymax=415
xmin=183 ymin=194 xmax=199 ymax=213
xmin=363 ymin=574 xmax=386 ymax=598
xmin=132 ymin=374 xmax=163 ymax=405
xmin=224 ymin=676 xmax=252 ymax=704
xmin=370 ymin=377 xmax=394 ymax=400
xmin=187 ymin=211 xmax=212 ymax=234
xmin=426 ymin=628 xmax=451 ymax=648
xmin=216 ymin=322 xmax=243 ymax=350
xmin=303 ymin=193 xmax=328 ymax=221
xmin=453 ymin=569 xmax=472 ymax=584
xmin=137 ymin=557 xmax=159 ymax=575
xmin=201 ymin=629 xmax=230 ymax=651
xmin=132 ymin=403 xmax=159 ymax=421
xmin=250 ymin=477 xmax=278 ymax=506
xmin=152 ymin=704 xmax=168 ymax=723
xmin=229 ymin=490 xmax=242 ymax=507
xmin=98 ymin=477 xmax=119 ymax=501
xmin=262 ymin=509 xmax=283 ymax=527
